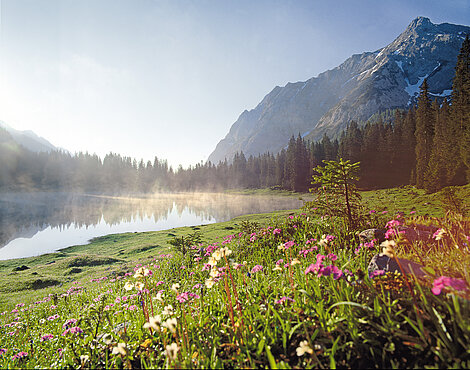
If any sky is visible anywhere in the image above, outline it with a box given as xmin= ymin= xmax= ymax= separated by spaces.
xmin=0 ymin=0 xmax=469 ymax=168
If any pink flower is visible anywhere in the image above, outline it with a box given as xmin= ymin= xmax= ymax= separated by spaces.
xmin=251 ymin=265 xmax=263 ymax=273
xmin=369 ymin=270 xmax=385 ymax=278
xmin=11 ymin=351 xmax=28 ymax=360
xmin=275 ymin=296 xmax=295 ymax=304
xmin=284 ymin=241 xmax=296 ymax=249
xmin=273 ymin=228 xmax=281 ymax=235
xmin=431 ymin=276 xmax=467 ymax=295
xmin=40 ymin=334 xmax=54 ymax=342
xmin=327 ymin=253 xmax=337 ymax=261
xmin=276 ymin=259 xmax=284 ymax=265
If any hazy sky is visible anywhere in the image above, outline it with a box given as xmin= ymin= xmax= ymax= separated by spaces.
xmin=0 ymin=0 xmax=469 ymax=168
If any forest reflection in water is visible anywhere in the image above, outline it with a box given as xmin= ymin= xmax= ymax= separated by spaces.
xmin=0 ymin=192 xmax=305 ymax=260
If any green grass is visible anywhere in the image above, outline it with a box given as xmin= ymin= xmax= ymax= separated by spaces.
xmin=0 ymin=186 xmax=469 ymax=368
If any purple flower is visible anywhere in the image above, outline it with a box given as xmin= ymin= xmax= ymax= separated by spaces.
xmin=369 ymin=270 xmax=385 ymax=278
xmin=327 ymin=253 xmax=337 ymax=261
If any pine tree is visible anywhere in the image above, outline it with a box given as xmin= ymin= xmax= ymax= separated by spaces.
xmin=414 ymin=79 xmax=434 ymax=188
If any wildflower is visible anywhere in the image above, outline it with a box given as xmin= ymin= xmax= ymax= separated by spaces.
xmin=369 ymin=270 xmax=385 ymax=278
xmin=176 ymin=292 xmax=189 ymax=303
xmin=155 ymin=291 xmax=164 ymax=302
xmin=277 ymin=244 xmax=285 ymax=250
xmin=62 ymin=319 xmax=77 ymax=329
xmin=209 ymin=268 xmax=219 ymax=278
xmin=101 ymin=333 xmax=113 ymax=345
xmin=220 ymin=247 xmax=232 ymax=257
xmin=212 ymin=249 xmax=223 ymax=261
xmin=162 ymin=305 xmax=174 ymax=315
xmin=40 ymin=334 xmax=54 ymax=341
xmin=134 ymin=281 xmax=144 ymax=291
xmin=296 ymin=340 xmax=313 ymax=356
xmin=251 ymin=265 xmax=263 ymax=273
xmin=205 ymin=278 xmax=215 ymax=288
xmin=11 ymin=351 xmax=28 ymax=360
xmin=291 ymin=258 xmax=301 ymax=266
xmin=275 ymin=296 xmax=294 ymax=304
xmin=156 ymin=281 xmax=164 ymax=286
xmin=80 ymin=355 xmax=89 ymax=365
xmin=208 ymin=257 xmax=217 ymax=267
xmin=112 ymin=343 xmax=127 ymax=356
xmin=124 ymin=282 xmax=134 ymax=291
xmin=171 ymin=283 xmax=180 ymax=293
xmin=143 ymin=315 xmax=162 ymax=331
xmin=273 ymin=265 xmax=283 ymax=271
xmin=327 ymin=253 xmax=338 ymax=261
xmin=193 ymin=283 xmax=202 ymax=290
xmin=166 ymin=342 xmax=179 ymax=361
xmin=273 ymin=228 xmax=281 ymax=235
xmin=380 ymin=240 xmax=396 ymax=258
xmin=163 ymin=318 xmax=178 ymax=333
xmin=431 ymin=276 xmax=467 ymax=295
xmin=432 ymin=228 xmax=447 ymax=241
xmin=0 ymin=349 xmax=6 ymax=355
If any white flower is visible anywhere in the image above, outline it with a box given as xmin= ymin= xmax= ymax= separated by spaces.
xmin=143 ymin=315 xmax=162 ymax=331
xmin=112 ymin=342 xmax=127 ymax=356
xmin=163 ymin=318 xmax=178 ymax=333
xmin=80 ymin=355 xmax=89 ymax=365
xmin=220 ymin=247 xmax=232 ymax=257
xmin=171 ymin=283 xmax=180 ymax=293
xmin=135 ymin=281 xmax=145 ymax=291
xmin=212 ymin=249 xmax=222 ymax=261
xmin=209 ymin=268 xmax=219 ymax=278
xmin=291 ymin=258 xmax=301 ymax=266
xmin=273 ymin=265 xmax=283 ymax=271
xmin=380 ymin=240 xmax=396 ymax=258
xmin=277 ymin=244 xmax=285 ymax=251
xmin=205 ymin=278 xmax=215 ymax=288
xmin=208 ymin=257 xmax=218 ymax=266
xmin=124 ymin=282 xmax=134 ymax=291
xmin=162 ymin=305 xmax=174 ymax=316
xmin=101 ymin=333 xmax=113 ymax=345
xmin=296 ymin=340 xmax=313 ymax=356
xmin=165 ymin=342 xmax=179 ymax=361
xmin=154 ymin=291 xmax=164 ymax=302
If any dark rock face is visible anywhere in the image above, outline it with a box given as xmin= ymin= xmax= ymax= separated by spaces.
xmin=368 ymin=254 xmax=428 ymax=278
xmin=209 ymin=17 xmax=470 ymax=164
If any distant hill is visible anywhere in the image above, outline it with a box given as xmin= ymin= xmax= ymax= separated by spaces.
xmin=208 ymin=17 xmax=470 ymax=164
xmin=0 ymin=121 xmax=58 ymax=153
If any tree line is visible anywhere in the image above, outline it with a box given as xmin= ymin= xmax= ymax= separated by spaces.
xmin=1 ymin=36 xmax=468 ymax=194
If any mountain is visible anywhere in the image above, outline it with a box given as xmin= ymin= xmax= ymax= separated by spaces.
xmin=208 ymin=17 xmax=470 ymax=164
xmin=0 ymin=121 xmax=58 ymax=153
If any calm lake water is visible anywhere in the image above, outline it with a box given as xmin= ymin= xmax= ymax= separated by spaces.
xmin=0 ymin=192 xmax=305 ymax=260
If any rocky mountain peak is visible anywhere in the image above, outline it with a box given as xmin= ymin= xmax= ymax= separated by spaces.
xmin=208 ymin=18 xmax=470 ymax=165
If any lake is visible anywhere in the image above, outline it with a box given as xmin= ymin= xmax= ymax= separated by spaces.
xmin=0 ymin=192 xmax=306 ymax=260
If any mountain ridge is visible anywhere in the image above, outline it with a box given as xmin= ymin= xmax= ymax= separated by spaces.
xmin=0 ymin=121 xmax=58 ymax=153
xmin=208 ymin=17 xmax=470 ymax=164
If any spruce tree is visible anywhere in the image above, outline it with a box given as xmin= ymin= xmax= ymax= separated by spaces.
xmin=451 ymin=35 xmax=470 ymax=181
xmin=414 ymin=79 xmax=434 ymax=188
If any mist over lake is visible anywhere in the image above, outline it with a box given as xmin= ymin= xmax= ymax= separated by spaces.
xmin=0 ymin=192 xmax=305 ymax=260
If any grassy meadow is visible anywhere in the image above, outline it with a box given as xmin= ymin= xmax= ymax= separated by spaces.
xmin=0 ymin=185 xmax=469 ymax=368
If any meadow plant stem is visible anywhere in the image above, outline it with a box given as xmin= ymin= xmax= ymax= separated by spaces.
xmin=223 ymin=274 xmax=236 ymax=331
xmin=224 ymin=255 xmax=245 ymax=331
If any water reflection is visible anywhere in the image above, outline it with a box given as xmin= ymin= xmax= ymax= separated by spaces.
xmin=0 ymin=192 xmax=304 ymax=260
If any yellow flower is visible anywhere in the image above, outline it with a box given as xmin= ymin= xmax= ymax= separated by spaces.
xmin=296 ymin=340 xmax=313 ymax=356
